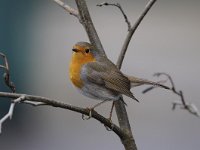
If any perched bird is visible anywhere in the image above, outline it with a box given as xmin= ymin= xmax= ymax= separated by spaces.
xmin=69 ymin=42 xmax=169 ymax=118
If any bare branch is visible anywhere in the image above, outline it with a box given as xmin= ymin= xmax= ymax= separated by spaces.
xmin=54 ymin=0 xmax=79 ymax=19
xmin=142 ymin=74 xmax=169 ymax=93
xmin=117 ymin=0 xmax=157 ymax=68
xmin=113 ymin=1 xmax=157 ymax=149
xmin=172 ymin=101 xmax=200 ymax=117
xmin=0 ymin=53 xmax=9 ymax=71
xmin=0 ymin=52 xmax=16 ymax=92
xmin=114 ymin=99 xmax=137 ymax=150
xmin=0 ymin=52 xmax=18 ymax=133
xmin=75 ymin=0 xmax=106 ymax=57
xmin=144 ymin=72 xmax=200 ymax=117
xmin=0 ymin=91 xmax=128 ymax=139
xmin=23 ymin=101 xmax=46 ymax=106
xmin=0 ymin=95 xmax=26 ymax=133
xmin=0 ymin=103 xmax=15 ymax=133
xmin=0 ymin=65 xmax=7 ymax=70
xmin=154 ymin=73 xmax=176 ymax=90
xmin=97 ymin=2 xmax=131 ymax=31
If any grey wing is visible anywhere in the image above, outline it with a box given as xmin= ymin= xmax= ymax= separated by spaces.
xmin=81 ymin=62 xmax=105 ymax=85
xmin=103 ymin=68 xmax=139 ymax=101
xmin=82 ymin=62 xmax=139 ymax=101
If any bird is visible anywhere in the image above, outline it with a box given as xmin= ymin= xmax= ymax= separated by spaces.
xmin=69 ymin=41 xmax=169 ymax=119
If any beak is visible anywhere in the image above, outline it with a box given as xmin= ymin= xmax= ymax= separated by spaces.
xmin=72 ymin=48 xmax=79 ymax=52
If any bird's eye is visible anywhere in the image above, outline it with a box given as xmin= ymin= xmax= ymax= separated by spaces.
xmin=85 ymin=49 xmax=90 ymax=53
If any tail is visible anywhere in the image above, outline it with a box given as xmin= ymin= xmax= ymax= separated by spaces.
xmin=129 ymin=93 xmax=140 ymax=102
xmin=126 ymin=75 xmax=170 ymax=90
xmin=119 ymin=95 xmax=138 ymax=105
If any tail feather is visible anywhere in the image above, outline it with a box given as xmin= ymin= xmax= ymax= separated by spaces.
xmin=126 ymin=75 xmax=170 ymax=90
xmin=129 ymin=93 xmax=140 ymax=102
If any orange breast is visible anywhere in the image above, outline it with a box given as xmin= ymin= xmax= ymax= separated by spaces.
xmin=69 ymin=52 xmax=95 ymax=89
xmin=69 ymin=61 xmax=84 ymax=88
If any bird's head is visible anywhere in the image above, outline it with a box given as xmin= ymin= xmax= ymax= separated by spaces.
xmin=71 ymin=42 xmax=99 ymax=64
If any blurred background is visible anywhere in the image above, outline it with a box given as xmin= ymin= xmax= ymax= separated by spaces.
xmin=0 ymin=0 xmax=200 ymax=149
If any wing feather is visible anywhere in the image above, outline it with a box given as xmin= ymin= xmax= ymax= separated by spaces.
xmin=82 ymin=61 xmax=139 ymax=101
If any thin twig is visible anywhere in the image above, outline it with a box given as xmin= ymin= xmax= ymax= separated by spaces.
xmin=97 ymin=2 xmax=131 ymax=31
xmin=0 ymin=53 xmax=9 ymax=71
xmin=117 ymin=0 xmax=157 ymax=68
xmin=144 ymin=72 xmax=199 ymax=117
xmin=0 ymin=95 xmax=25 ymax=133
xmin=0 ymin=65 xmax=7 ymax=70
xmin=0 ymin=103 xmax=15 ymax=133
xmin=0 ymin=52 xmax=17 ymax=133
xmin=54 ymin=0 xmax=79 ymax=19
xmin=154 ymin=73 xmax=175 ymax=90
xmin=0 ymin=91 xmax=128 ymax=139
xmin=23 ymin=101 xmax=46 ymax=106
xmin=142 ymin=75 xmax=169 ymax=93
xmin=0 ymin=53 xmax=16 ymax=92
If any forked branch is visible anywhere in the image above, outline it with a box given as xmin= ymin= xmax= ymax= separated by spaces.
xmin=143 ymin=73 xmax=200 ymax=117
xmin=0 ymin=52 xmax=16 ymax=133
xmin=0 ymin=53 xmax=16 ymax=92
xmin=0 ymin=91 xmax=127 ymax=139
xmin=117 ymin=0 xmax=157 ymax=68
xmin=97 ymin=2 xmax=131 ymax=31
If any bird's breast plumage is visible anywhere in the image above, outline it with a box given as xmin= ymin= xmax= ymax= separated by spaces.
xmin=69 ymin=61 xmax=84 ymax=88
xmin=69 ymin=52 xmax=95 ymax=89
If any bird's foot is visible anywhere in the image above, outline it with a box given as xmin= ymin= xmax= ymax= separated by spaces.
xmin=82 ymin=107 xmax=93 ymax=120
xmin=104 ymin=118 xmax=114 ymax=131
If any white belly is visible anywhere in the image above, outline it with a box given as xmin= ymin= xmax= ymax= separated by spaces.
xmin=78 ymin=83 xmax=121 ymax=101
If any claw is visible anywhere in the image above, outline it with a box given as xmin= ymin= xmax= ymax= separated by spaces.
xmin=82 ymin=108 xmax=93 ymax=120
xmin=104 ymin=119 xmax=114 ymax=131
xmin=82 ymin=100 xmax=110 ymax=120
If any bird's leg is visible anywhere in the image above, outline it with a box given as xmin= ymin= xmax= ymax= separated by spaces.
xmin=82 ymin=100 xmax=109 ymax=120
xmin=104 ymin=101 xmax=115 ymax=131
xmin=108 ymin=101 xmax=115 ymax=121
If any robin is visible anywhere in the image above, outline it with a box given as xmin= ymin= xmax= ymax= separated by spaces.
xmin=69 ymin=42 xmax=169 ymax=119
